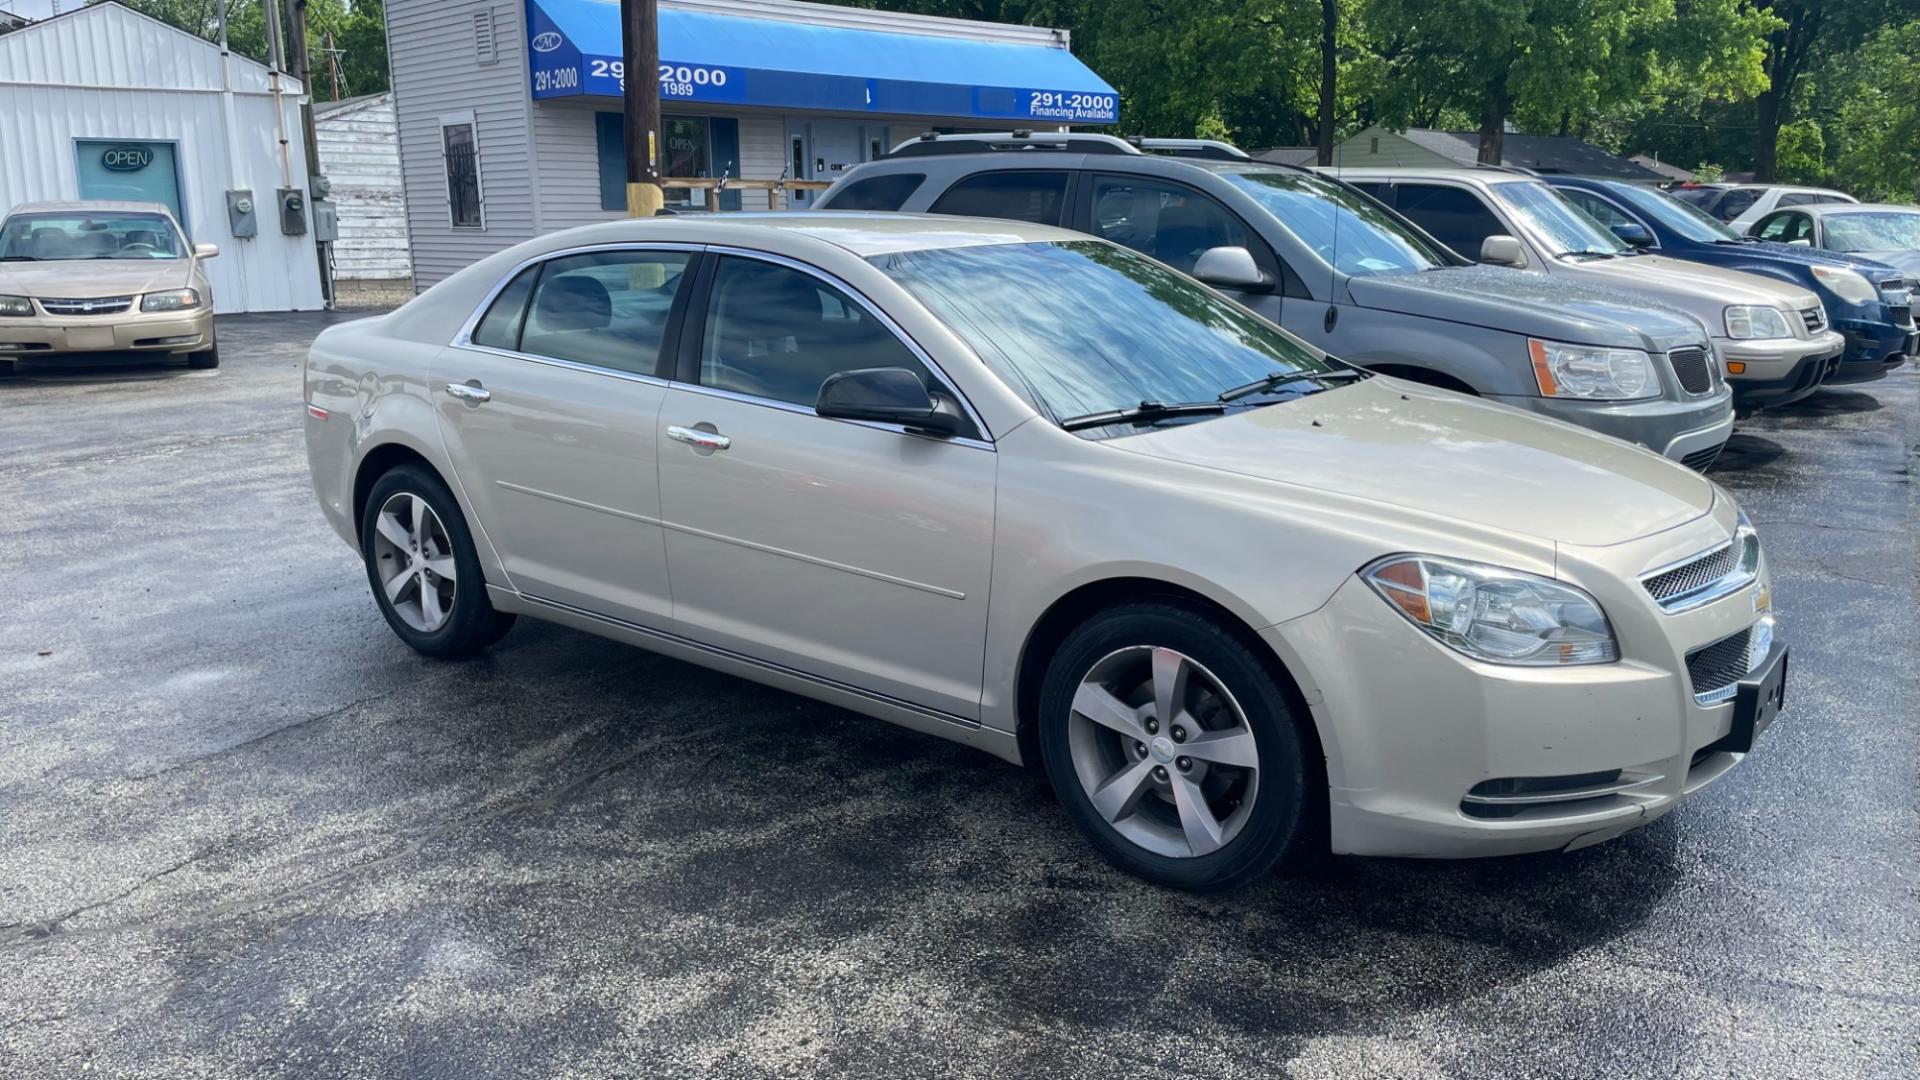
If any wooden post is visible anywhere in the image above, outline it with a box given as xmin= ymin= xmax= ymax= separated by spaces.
xmin=621 ymin=0 xmax=663 ymax=218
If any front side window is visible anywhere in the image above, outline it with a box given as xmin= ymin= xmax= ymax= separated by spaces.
xmin=699 ymin=256 xmax=933 ymax=408
xmin=442 ymin=121 xmax=482 ymax=228
xmin=1488 ymin=180 xmax=1628 ymax=257
xmin=1390 ymin=184 xmax=1509 ymax=261
xmin=929 ymin=171 xmax=1069 ymax=225
xmin=874 ymin=240 xmax=1340 ymax=430
xmin=823 ymin=172 xmax=926 ymax=212
xmin=0 ymin=212 xmax=184 ymax=260
xmin=519 ymin=250 xmax=690 ymax=375
xmin=1820 ymin=211 xmax=1920 ymax=253
xmin=1088 ymin=175 xmax=1254 ymax=275
xmin=1609 ymin=184 xmax=1739 ymax=244
xmin=1754 ymin=212 xmax=1811 ymax=244
xmin=1219 ymin=169 xmax=1452 ymax=275
xmin=1558 ymin=189 xmax=1635 ymax=231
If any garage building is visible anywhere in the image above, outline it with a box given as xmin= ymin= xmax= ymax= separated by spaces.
xmin=387 ymin=0 xmax=1116 ymax=288
xmin=0 ymin=2 xmax=325 ymax=313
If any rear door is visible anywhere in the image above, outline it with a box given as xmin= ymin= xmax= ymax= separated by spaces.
xmin=432 ymin=246 xmax=695 ymax=628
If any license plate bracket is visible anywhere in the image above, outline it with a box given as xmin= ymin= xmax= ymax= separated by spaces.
xmin=65 ymin=327 xmax=116 ymax=350
xmin=1725 ymin=642 xmax=1788 ymax=754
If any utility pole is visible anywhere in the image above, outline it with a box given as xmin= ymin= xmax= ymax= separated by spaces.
xmin=621 ymin=0 xmax=663 ymax=217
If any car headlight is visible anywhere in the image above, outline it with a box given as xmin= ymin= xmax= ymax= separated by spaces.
xmin=1724 ymin=305 xmax=1794 ymax=339
xmin=140 ymin=289 xmax=201 ymax=313
xmin=1363 ymin=554 xmax=1619 ymax=666
xmin=1810 ymin=265 xmax=1876 ymax=305
xmin=0 ymin=295 xmax=32 ymax=317
xmin=1527 ymin=339 xmax=1657 ymax=400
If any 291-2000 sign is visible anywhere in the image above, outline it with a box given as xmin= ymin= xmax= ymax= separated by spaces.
xmin=585 ymin=59 xmax=730 ymax=97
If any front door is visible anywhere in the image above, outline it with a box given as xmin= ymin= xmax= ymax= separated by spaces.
xmin=432 ymin=247 xmax=694 ymax=628
xmin=76 ymin=140 xmax=184 ymax=228
xmin=655 ymin=253 xmax=995 ymax=718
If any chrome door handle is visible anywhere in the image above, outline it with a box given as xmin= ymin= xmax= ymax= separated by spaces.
xmin=667 ymin=425 xmax=731 ymax=451
xmin=444 ymin=382 xmax=492 ymax=403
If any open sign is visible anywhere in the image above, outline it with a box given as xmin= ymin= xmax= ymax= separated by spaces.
xmin=100 ymin=146 xmax=153 ymax=172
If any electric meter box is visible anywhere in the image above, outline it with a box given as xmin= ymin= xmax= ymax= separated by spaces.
xmin=311 ymin=199 xmax=339 ymax=243
xmin=226 ymin=189 xmax=258 ymax=238
xmin=278 ymin=187 xmax=307 ymax=236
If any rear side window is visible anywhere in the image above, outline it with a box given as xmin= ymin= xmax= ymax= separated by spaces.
xmin=519 ymin=250 xmax=691 ymax=376
xmin=1776 ymin=192 xmax=1822 ymax=207
xmin=929 ymin=171 xmax=1069 ymax=225
xmin=1713 ymin=188 xmax=1761 ymax=222
xmin=471 ymin=266 xmax=538 ymax=350
xmin=1391 ymin=184 xmax=1507 ymax=260
xmin=822 ymin=173 xmax=925 ymax=211
xmin=1347 ymin=181 xmax=1393 ymax=204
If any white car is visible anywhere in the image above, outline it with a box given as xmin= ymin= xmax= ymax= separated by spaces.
xmin=1671 ymin=183 xmax=1857 ymax=231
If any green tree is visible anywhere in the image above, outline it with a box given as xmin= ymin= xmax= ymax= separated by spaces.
xmin=99 ymin=0 xmax=386 ymax=99
xmin=1747 ymin=1 xmax=1920 ymax=182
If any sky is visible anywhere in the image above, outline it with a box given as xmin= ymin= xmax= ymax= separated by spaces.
xmin=2 ymin=0 xmax=65 ymax=21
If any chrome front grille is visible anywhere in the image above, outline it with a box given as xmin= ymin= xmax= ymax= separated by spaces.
xmin=1642 ymin=531 xmax=1760 ymax=612
xmin=1799 ymin=307 xmax=1826 ymax=334
xmin=1881 ymin=281 xmax=1912 ymax=329
xmin=1687 ymin=618 xmax=1772 ymax=705
xmin=1668 ymin=346 xmax=1713 ymax=394
xmin=37 ymin=295 xmax=133 ymax=316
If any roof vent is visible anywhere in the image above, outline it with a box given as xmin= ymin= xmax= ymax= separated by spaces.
xmin=473 ymin=8 xmax=499 ymax=66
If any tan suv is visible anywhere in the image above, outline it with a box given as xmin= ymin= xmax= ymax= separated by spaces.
xmin=0 ymin=200 xmax=219 ymax=372
xmin=305 ymin=213 xmax=1789 ymax=889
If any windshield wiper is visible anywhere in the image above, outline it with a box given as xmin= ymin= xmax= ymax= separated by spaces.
xmin=1218 ymin=368 xmax=1366 ymax=403
xmin=1058 ymin=400 xmax=1227 ymax=431
xmin=1558 ymin=250 xmax=1617 ymax=261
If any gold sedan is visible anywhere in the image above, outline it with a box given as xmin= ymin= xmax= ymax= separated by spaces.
xmin=0 ymin=200 xmax=219 ymax=371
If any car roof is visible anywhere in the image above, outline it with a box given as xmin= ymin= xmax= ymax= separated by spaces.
xmin=1316 ymin=167 xmax=1531 ymax=186
xmin=1793 ymin=202 xmax=1918 ymax=216
xmin=538 ymin=211 xmax=1090 ymax=258
xmin=4 ymin=200 xmax=177 ymax=218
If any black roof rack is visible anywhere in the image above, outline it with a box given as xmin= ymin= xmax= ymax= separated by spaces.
xmin=884 ymin=130 xmax=1144 ymax=159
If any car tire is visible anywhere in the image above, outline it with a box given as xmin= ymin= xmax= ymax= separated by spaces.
xmin=359 ymin=462 xmax=514 ymax=658
xmin=1038 ymin=602 xmax=1310 ymax=891
xmin=186 ymin=340 xmax=219 ymax=369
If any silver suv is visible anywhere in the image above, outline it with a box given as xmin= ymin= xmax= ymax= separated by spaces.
xmin=823 ymin=133 xmax=1735 ymax=469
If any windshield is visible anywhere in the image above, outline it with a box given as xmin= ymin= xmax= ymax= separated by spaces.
xmin=1218 ymin=168 xmax=1453 ymax=276
xmin=873 ymin=240 xmax=1340 ymax=430
xmin=1821 ymin=211 xmax=1920 ymax=253
xmin=1491 ymin=181 xmax=1628 ymax=257
xmin=1606 ymin=184 xmax=1739 ymax=243
xmin=0 ymin=212 xmax=185 ymax=261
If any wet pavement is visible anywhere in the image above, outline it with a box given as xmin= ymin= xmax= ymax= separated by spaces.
xmin=1 ymin=313 xmax=1914 ymax=1079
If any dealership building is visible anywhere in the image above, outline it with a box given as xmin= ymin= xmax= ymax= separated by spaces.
xmin=386 ymin=0 xmax=1116 ymax=287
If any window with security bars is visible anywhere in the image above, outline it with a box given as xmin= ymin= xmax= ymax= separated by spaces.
xmin=443 ymin=122 xmax=482 ymax=228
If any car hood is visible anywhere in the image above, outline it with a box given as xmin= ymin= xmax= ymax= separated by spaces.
xmin=1736 ymin=239 xmax=1899 ymax=277
xmin=1111 ymin=376 xmax=1715 ymax=547
xmin=1564 ymin=253 xmax=1821 ymax=310
xmin=1345 ymin=265 xmax=1706 ymax=351
xmin=1850 ymin=249 xmax=1920 ymax=283
xmin=0 ymin=259 xmax=190 ymax=298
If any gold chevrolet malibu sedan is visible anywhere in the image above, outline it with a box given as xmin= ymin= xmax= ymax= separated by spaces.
xmin=0 ymin=200 xmax=219 ymax=372
xmin=304 ymin=214 xmax=1788 ymax=889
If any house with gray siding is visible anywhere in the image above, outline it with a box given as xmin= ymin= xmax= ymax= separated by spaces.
xmin=384 ymin=0 xmax=1116 ymax=288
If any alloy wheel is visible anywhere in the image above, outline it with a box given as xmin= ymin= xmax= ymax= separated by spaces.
xmin=1065 ymin=645 xmax=1261 ymax=858
xmin=371 ymin=491 xmax=458 ymax=633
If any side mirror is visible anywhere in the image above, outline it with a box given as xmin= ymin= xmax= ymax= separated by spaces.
xmin=1610 ymin=222 xmax=1653 ymax=248
xmin=1192 ymin=246 xmax=1270 ymax=290
xmin=1479 ymin=235 xmax=1527 ymax=268
xmin=193 ymin=242 xmax=220 ymax=259
xmin=816 ymin=367 xmax=961 ymax=436
xmin=1787 ymin=238 xmax=1812 ymax=247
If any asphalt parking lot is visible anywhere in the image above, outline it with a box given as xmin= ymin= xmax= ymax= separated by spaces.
xmin=1 ymin=312 xmax=1915 ymax=1079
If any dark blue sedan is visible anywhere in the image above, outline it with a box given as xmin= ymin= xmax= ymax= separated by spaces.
xmin=1550 ymin=176 xmax=1914 ymax=391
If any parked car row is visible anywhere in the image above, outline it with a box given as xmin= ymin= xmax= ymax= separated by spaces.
xmin=304 ymin=135 xmax=1839 ymax=889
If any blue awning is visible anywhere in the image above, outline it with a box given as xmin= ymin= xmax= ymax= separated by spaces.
xmin=526 ymin=0 xmax=1117 ymax=123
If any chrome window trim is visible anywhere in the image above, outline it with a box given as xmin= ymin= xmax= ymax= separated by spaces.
xmin=667 ymin=379 xmax=994 ymax=452
xmin=449 ymin=240 xmax=708 ymax=353
xmin=695 ymin=244 xmax=996 ymax=444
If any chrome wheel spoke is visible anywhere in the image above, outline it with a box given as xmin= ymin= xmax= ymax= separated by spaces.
xmin=1089 ymin=757 xmax=1156 ymax=824
xmin=409 ymin=493 xmax=429 ymax=547
xmin=1170 ymin=774 xmax=1225 ymax=856
xmin=1182 ymin=727 xmax=1258 ymax=769
xmin=1072 ymin=682 xmax=1144 ymax=739
xmin=419 ymin=576 xmax=445 ymax=626
xmin=375 ymin=510 xmax=412 ymax=551
xmin=373 ymin=490 xmax=456 ymax=634
xmin=423 ymin=555 xmax=457 ymax=581
xmin=383 ymin=566 xmax=415 ymax=604
xmin=1151 ymin=647 xmax=1191 ymax=727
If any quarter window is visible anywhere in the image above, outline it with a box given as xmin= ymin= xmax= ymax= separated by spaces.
xmin=698 ymin=256 xmax=934 ymax=409
xmin=1391 ymin=184 xmax=1506 ymax=261
xmin=929 ymin=171 xmax=1069 ymax=225
xmin=471 ymin=265 xmax=538 ymax=350
xmin=823 ymin=173 xmax=926 ymax=212
xmin=1087 ymin=175 xmax=1253 ymax=275
xmin=519 ymin=250 xmax=691 ymax=375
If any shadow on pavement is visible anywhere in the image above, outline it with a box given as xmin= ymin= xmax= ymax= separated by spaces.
xmin=1713 ymin=432 xmax=1788 ymax=473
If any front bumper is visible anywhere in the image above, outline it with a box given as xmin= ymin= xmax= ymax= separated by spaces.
xmin=1490 ymin=384 xmax=1734 ymax=468
xmin=1719 ymin=332 xmax=1845 ymax=411
xmin=1271 ymin=509 xmax=1780 ymax=858
xmin=1833 ymin=318 xmax=1916 ymax=382
xmin=0 ymin=307 xmax=214 ymax=357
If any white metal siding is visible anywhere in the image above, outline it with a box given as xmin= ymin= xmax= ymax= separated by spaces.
xmin=387 ymin=0 xmax=535 ymax=288
xmin=0 ymin=5 xmax=323 ymax=313
xmin=316 ymin=94 xmax=412 ymax=280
